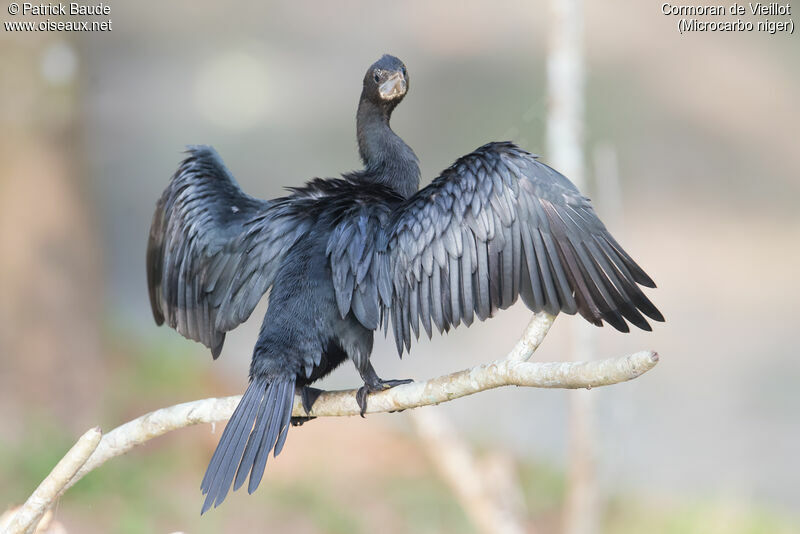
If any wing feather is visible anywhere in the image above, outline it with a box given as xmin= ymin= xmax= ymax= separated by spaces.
xmin=381 ymin=142 xmax=662 ymax=354
xmin=147 ymin=146 xmax=310 ymax=358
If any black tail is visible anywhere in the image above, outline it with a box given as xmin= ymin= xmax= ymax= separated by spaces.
xmin=201 ymin=376 xmax=295 ymax=513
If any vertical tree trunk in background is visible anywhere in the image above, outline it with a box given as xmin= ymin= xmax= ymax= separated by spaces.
xmin=0 ymin=36 xmax=103 ymax=438
xmin=412 ymin=410 xmax=529 ymax=534
xmin=546 ymin=1 xmax=599 ymax=534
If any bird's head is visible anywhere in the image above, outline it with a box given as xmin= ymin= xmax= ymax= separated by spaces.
xmin=362 ymin=54 xmax=408 ymax=109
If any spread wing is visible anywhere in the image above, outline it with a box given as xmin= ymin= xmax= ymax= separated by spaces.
xmin=382 ymin=142 xmax=663 ymax=354
xmin=147 ymin=146 xmax=310 ymax=358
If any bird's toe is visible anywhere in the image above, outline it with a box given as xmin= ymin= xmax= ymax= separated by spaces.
xmin=301 ymin=386 xmax=325 ymax=414
xmin=379 ymin=378 xmax=413 ymax=388
xmin=356 ymin=385 xmax=370 ymax=417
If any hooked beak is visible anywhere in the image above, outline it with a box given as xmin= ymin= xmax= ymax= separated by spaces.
xmin=379 ymin=72 xmax=407 ymax=100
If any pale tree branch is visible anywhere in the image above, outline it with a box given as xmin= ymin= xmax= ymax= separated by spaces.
xmin=3 ymin=427 xmax=101 ymax=534
xmin=2 ymin=313 xmax=658 ymax=534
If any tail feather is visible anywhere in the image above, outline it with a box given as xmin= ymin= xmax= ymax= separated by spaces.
xmin=246 ymin=381 xmax=293 ymax=494
xmin=201 ymin=377 xmax=295 ymax=514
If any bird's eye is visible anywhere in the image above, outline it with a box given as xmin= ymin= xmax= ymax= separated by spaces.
xmin=401 ymin=67 xmax=406 ymax=77
xmin=373 ymin=72 xmax=380 ymax=83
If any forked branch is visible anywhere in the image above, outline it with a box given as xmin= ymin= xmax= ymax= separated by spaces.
xmin=2 ymin=313 xmax=659 ymax=534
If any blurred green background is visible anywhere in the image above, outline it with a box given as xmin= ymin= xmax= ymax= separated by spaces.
xmin=1 ymin=1 xmax=798 ymax=532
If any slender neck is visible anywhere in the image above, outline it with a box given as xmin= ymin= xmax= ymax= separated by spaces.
xmin=356 ymin=96 xmax=420 ymax=198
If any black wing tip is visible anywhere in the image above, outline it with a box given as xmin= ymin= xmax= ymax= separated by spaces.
xmin=648 ymin=308 xmax=666 ymax=323
xmin=596 ymin=303 xmax=664 ymax=332
xmin=617 ymin=282 xmax=664 ymax=326
xmin=591 ymin=315 xmax=633 ymax=333
xmin=638 ymin=276 xmax=657 ymax=289
xmin=603 ymin=312 xmax=631 ymax=333
xmin=211 ymin=334 xmax=225 ymax=360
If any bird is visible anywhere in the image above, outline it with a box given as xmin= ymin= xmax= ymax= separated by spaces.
xmin=146 ymin=54 xmax=663 ymax=513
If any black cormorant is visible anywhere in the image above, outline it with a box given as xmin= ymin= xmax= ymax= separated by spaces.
xmin=146 ymin=54 xmax=663 ymax=513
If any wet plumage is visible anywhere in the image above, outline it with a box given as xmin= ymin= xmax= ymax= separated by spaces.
xmin=146 ymin=54 xmax=663 ymax=513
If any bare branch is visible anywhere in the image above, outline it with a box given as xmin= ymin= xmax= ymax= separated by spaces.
xmin=300 ymin=349 xmax=657 ymax=417
xmin=5 ymin=312 xmax=658 ymax=530
xmin=504 ymin=310 xmax=556 ymax=362
xmin=62 ymin=313 xmax=655 ymax=491
xmin=3 ymin=427 xmax=101 ymax=534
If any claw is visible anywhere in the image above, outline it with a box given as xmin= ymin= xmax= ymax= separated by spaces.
xmin=356 ymin=385 xmax=370 ymax=417
xmin=301 ymin=386 xmax=324 ymax=414
xmin=355 ymin=378 xmax=413 ymax=417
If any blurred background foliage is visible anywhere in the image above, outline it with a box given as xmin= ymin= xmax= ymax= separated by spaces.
xmin=0 ymin=1 xmax=798 ymax=532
